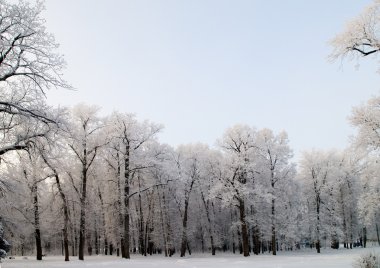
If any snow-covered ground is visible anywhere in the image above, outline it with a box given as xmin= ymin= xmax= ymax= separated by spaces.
xmin=2 ymin=247 xmax=379 ymax=268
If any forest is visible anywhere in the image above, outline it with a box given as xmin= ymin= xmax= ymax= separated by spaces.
xmin=0 ymin=0 xmax=380 ymax=263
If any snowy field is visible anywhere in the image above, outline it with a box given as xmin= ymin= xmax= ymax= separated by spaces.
xmin=2 ymin=247 xmax=380 ymax=268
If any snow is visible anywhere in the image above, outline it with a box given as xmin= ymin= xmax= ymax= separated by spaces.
xmin=2 ymin=247 xmax=380 ymax=268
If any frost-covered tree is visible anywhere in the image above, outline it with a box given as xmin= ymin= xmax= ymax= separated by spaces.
xmin=358 ymin=154 xmax=380 ymax=244
xmin=330 ymin=0 xmax=380 ymax=65
xmin=105 ymin=112 xmax=161 ymax=259
xmin=0 ymin=0 xmax=69 ymax=158
xmin=169 ymin=144 xmax=209 ymax=257
xmin=66 ymin=104 xmax=105 ymax=260
xmin=38 ymin=138 xmax=71 ymax=261
xmin=299 ymin=150 xmax=349 ymax=253
xmin=212 ymin=125 xmax=258 ymax=257
xmin=255 ymin=129 xmax=295 ymax=255
xmin=350 ymin=96 xmax=380 ymax=152
xmin=6 ymin=150 xmax=53 ymax=260
xmin=195 ymin=148 xmax=222 ymax=255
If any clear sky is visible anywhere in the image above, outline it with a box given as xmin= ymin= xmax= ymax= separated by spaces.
xmin=43 ymin=0 xmax=380 ymax=160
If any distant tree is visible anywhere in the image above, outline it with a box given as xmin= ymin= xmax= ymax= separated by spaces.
xmin=7 ymin=150 xmax=52 ymax=260
xmin=255 ymin=129 xmax=295 ymax=255
xmin=39 ymin=139 xmax=71 ymax=261
xmin=299 ymin=150 xmax=342 ymax=253
xmin=106 ymin=112 xmax=161 ymax=259
xmin=350 ymin=96 xmax=380 ymax=152
xmin=358 ymin=154 xmax=380 ymax=245
xmin=212 ymin=125 xmax=258 ymax=257
xmin=195 ymin=149 xmax=222 ymax=256
xmin=336 ymin=149 xmax=360 ymax=248
xmin=170 ymin=144 xmax=209 ymax=257
xmin=66 ymin=104 xmax=105 ymax=261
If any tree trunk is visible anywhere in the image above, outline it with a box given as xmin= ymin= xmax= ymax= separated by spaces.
xmin=78 ymin=165 xmax=88 ymax=260
xmin=62 ymin=199 xmax=70 ymax=260
xmin=123 ymin=144 xmax=131 ymax=259
xmin=98 ymin=188 xmax=107 ymax=256
xmin=239 ymin=199 xmax=249 ymax=257
xmin=70 ymin=201 xmax=77 ymax=256
xmin=376 ymin=223 xmax=380 ymax=246
xmin=252 ymin=225 xmax=261 ymax=255
xmin=158 ymin=191 xmax=168 ymax=257
xmin=115 ymin=153 xmax=126 ymax=258
xmin=138 ymin=176 xmax=145 ymax=255
xmin=32 ymin=183 xmax=42 ymax=261
xmin=180 ymin=197 xmax=190 ymax=257
xmin=271 ymin=198 xmax=276 ymax=256
xmin=42 ymin=155 xmax=70 ymax=261
xmin=163 ymin=191 xmax=174 ymax=257
xmin=316 ymin=195 xmax=321 ymax=254
xmin=180 ymin=176 xmax=196 ymax=258
xmin=200 ymin=191 xmax=215 ymax=255
xmin=95 ymin=226 xmax=99 ymax=255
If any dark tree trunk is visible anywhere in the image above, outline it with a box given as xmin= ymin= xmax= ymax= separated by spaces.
xmin=253 ymin=225 xmax=261 ymax=255
xmin=110 ymin=244 xmax=113 ymax=255
xmin=239 ymin=199 xmax=249 ymax=257
xmin=163 ymin=191 xmax=174 ymax=257
xmin=70 ymin=201 xmax=76 ymax=256
xmin=32 ymin=183 xmax=43 ymax=261
xmin=115 ymin=153 xmax=125 ymax=258
xmin=43 ymin=157 xmax=70 ymax=262
xmin=123 ymin=144 xmax=131 ymax=259
xmin=78 ymin=165 xmax=88 ymax=260
xmin=180 ymin=197 xmax=190 ymax=257
xmin=158 ymin=191 xmax=168 ymax=257
xmin=138 ymin=177 xmax=145 ymax=255
xmin=98 ymin=188 xmax=107 ymax=256
xmin=62 ymin=200 xmax=70 ymax=261
xmin=95 ymin=227 xmax=99 ymax=255
xmin=180 ymin=176 xmax=196 ymax=257
xmin=271 ymin=198 xmax=276 ymax=256
xmin=200 ymin=191 xmax=216 ymax=255
xmin=316 ymin=195 xmax=321 ymax=254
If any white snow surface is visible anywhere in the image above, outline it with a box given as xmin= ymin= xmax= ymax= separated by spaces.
xmin=2 ymin=247 xmax=379 ymax=268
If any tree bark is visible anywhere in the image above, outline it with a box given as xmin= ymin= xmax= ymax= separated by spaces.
xmin=180 ymin=177 xmax=196 ymax=257
xmin=98 ymin=188 xmax=107 ymax=256
xmin=180 ymin=197 xmax=190 ymax=257
xmin=32 ymin=183 xmax=42 ymax=261
xmin=316 ymin=199 xmax=321 ymax=254
xmin=123 ymin=143 xmax=131 ymax=259
xmin=78 ymin=163 xmax=88 ymax=260
xmin=239 ymin=199 xmax=249 ymax=257
xmin=138 ymin=176 xmax=145 ymax=255
xmin=271 ymin=198 xmax=276 ymax=256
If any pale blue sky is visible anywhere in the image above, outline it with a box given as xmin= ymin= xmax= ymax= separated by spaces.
xmin=44 ymin=0 xmax=380 ymax=159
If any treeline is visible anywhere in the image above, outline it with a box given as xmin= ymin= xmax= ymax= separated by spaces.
xmin=1 ymin=99 xmax=380 ymax=261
